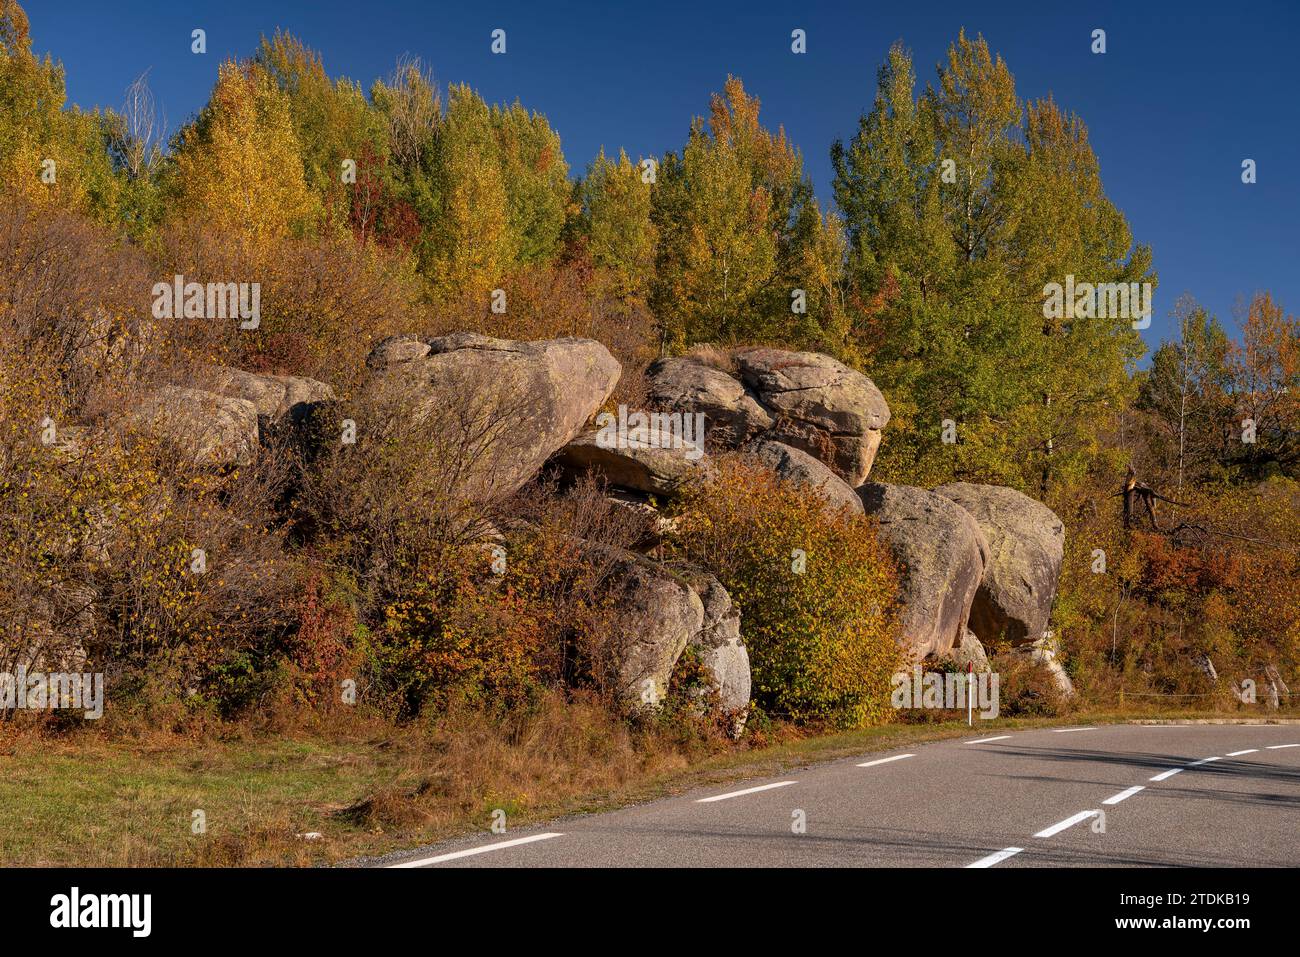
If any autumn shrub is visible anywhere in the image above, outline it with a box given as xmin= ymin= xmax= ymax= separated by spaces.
xmin=995 ymin=655 xmax=1071 ymax=717
xmin=352 ymin=474 xmax=652 ymax=719
xmin=0 ymin=195 xmax=158 ymax=411
xmin=668 ymin=458 xmax=903 ymax=728
xmin=152 ymin=226 xmax=424 ymax=393
xmin=0 ymin=330 xmax=304 ymax=723
xmin=427 ymin=257 xmax=658 ymax=391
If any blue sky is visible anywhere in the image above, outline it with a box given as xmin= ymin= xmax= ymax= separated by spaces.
xmin=27 ymin=0 xmax=1300 ymax=350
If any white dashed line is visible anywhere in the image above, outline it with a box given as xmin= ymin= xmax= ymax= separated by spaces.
xmin=1226 ymin=749 xmax=1259 ymax=756
xmin=696 ymin=781 xmax=797 ymax=803
xmin=857 ymin=754 xmax=915 ymax=768
xmin=966 ymin=735 xmax=1012 ymax=744
xmin=1151 ymin=755 xmax=1221 ymax=781
xmin=388 ymin=832 xmax=564 ymax=867
xmin=1267 ymin=744 xmax=1300 ymax=750
xmin=1102 ymin=785 xmax=1145 ymax=805
xmin=967 ymin=847 xmax=1024 ymax=868
xmin=1034 ymin=809 xmax=1101 ymax=838
xmin=1051 ymin=727 xmax=1097 ymax=733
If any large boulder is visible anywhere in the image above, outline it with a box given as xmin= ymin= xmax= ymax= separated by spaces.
xmin=599 ymin=550 xmax=705 ymax=712
xmin=126 ymin=387 xmax=259 ymax=467
xmin=743 ymin=438 xmax=864 ymax=516
xmin=206 ymin=367 xmax=336 ymax=437
xmin=553 ymin=423 xmax=709 ymax=496
xmin=367 ymin=332 xmax=620 ymax=497
xmin=667 ymin=562 xmax=751 ymax=734
xmin=734 ymin=348 xmax=890 ymax=485
xmin=933 ymin=482 xmax=1065 ymax=647
xmin=646 ymin=356 xmax=773 ymax=445
xmin=857 ymin=482 xmax=988 ymax=658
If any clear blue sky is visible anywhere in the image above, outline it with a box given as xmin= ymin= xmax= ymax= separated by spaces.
xmin=27 ymin=0 xmax=1300 ymax=351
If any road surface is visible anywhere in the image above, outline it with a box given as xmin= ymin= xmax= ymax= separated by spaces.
xmin=375 ymin=724 xmax=1300 ymax=868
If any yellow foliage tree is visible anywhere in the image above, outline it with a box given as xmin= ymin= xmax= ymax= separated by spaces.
xmin=427 ymin=85 xmax=511 ymax=299
xmin=168 ymin=61 xmax=317 ymax=246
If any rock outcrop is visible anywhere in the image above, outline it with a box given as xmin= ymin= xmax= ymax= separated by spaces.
xmin=734 ymin=348 xmax=890 ymax=485
xmin=995 ymin=632 xmax=1075 ymax=698
xmin=933 ymin=482 xmax=1065 ymax=646
xmin=366 ymin=332 xmax=620 ymax=497
xmin=857 ymin=482 xmax=989 ymax=658
xmin=554 ymin=424 xmax=709 ymax=496
xmin=600 ymin=549 xmax=704 ymax=712
xmin=941 ymin=629 xmax=992 ymax=674
xmin=206 ymin=367 xmax=336 ymax=439
xmin=646 ymin=356 xmax=773 ymax=445
xmin=126 ymin=387 xmax=259 ymax=467
xmin=743 ymin=438 xmax=863 ymax=515
xmin=645 ymin=348 xmax=890 ymax=487
xmin=667 ymin=562 xmax=751 ymax=734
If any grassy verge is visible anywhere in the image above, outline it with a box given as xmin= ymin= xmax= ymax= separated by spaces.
xmin=1 ymin=703 xmax=1294 ymax=867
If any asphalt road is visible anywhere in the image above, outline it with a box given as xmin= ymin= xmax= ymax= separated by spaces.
xmin=377 ymin=724 xmax=1300 ymax=868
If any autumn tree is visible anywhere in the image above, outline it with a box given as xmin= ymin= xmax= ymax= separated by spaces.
xmin=0 ymin=0 xmax=118 ymax=218
xmin=425 ymin=84 xmax=511 ymax=297
xmin=254 ymin=31 xmax=389 ymax=238
xmin=651 ymin=76 xmax=836 ymax=352
xmin=492 ymin=101 xmax=569 ymax=265
xmin=166 ymin=60 xmax=317 ymax=245
xmin=1137 ymin=297 xmax=1235 ymax=487
xmin=834 ymin=33 xmax=1152 ymax=495
xmin=576 ymin=147 xmax=657 ymax=305
xmin=1227 ymin=292 xmax=1300 ymax=479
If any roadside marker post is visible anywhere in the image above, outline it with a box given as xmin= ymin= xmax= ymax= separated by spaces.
xmin=968 ymin=662 xmax=973 ymax=726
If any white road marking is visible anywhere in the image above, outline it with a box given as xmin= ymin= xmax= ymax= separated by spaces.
xmin=1151 ymin=755 xmax=1221 ymax=782
xmin=1051 ymin=727 xmax=1097 ymax=733
xmin=388 ymin=832 xmax=564 ymax=868
xmin=1226 ymin=749 xmax=1259 ymax=756
xmin=1267 ymin=744 xmax=1300 ymax=750
xmin=857 ymin=753 xmax=915 ymax=768
xmin=696 ymin=780 xmax=797 ymax=803
xmin=967 ymin=847 xmax=1024 ymax=868
xmin=1034 ymin=809 xmax=1101 ymax=838
xmin=1102 ymin=785 xmax=1145 ymax=805
xmin=966 ymin=735 xmax=1012 ymax=744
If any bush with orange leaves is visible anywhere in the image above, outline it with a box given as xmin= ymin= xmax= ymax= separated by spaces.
xmin=370 ymin=478 xmax=651 ymax=719
xmin=669 ymin=458 xmax=903 ymax=728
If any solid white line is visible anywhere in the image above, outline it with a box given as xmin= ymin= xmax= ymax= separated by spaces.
xmin=1034 ymin=809 xmax=1101 ymax=838
xmin=388 ymin=832 xmax=564 ymax=868
xmin=966 ymin=735 xmax=1012 ymax=744
xmin=1226 ymin=749 xmax=1259 ymax=756
xmin=1102 ymin=785 xmax=1145 ymax=805
xmin=857 ymin=753 xmax=915 ymax=768
xmin=1051 ymin=727 xmax=1097 ymax=733
xmin=696 ymin=780 xmax=797 ymax=803
xmin=1267 ymin=744 xmax=1300 ymax=750
xmin=967 ymin=847 xmax=1024 ymax=868
xmin=1150 ymin=768 xmax=1183 ymax=781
